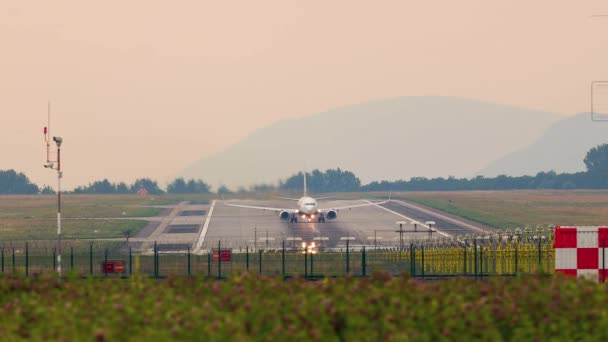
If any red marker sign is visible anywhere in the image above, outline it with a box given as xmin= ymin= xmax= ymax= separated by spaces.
xmin=102 ymin=261 xmax=126 ymax=274
xmin=213 ymin=249 xmax=232 ymax=262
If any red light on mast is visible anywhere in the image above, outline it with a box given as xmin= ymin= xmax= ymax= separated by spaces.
xmin=44 ymin=127 xmax=48 ymax=134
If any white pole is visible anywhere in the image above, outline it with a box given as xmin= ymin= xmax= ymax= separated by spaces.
xmin=57 ymin=149 xmax=62 ymax=279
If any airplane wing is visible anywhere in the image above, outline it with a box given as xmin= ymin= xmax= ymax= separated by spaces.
xmin=224 ymin=201 xmax=293 ymax=213
xmin=273 ymin=196 xmax=301 ymax=201
xmin=316 ymin=195 xmax=337 ymax=200
xmin=321 ymin=200 xmax=389 ymax=212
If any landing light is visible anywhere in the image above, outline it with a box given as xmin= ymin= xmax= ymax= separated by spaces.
xmin=301 ymin=242 xmax=318 ymax=254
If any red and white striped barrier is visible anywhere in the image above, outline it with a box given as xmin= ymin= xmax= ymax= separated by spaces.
xmin=554 ymin=226 xmax=608 ymax=282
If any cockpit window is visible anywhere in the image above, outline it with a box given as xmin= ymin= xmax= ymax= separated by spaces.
xmin=305 ymin=203 xmax=316 ymax=206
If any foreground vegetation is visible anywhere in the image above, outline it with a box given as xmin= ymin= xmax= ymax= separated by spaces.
xmin=0 ymin=273 xmax=605 ymax=340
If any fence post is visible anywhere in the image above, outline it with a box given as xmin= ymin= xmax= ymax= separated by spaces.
xmin=1 ymin=248 xmax=3 ymax=273
xmin=25 ymin=242 xmax=29 ymax=277
xmin=480 ymin=246 xmax=483 ymax=277
xmin=514 ymin=244 xmax=518 ymax=275
xmin=258 ymin=249 xmax=263 ymax=275
xmin=104 ymin=248 xmax=108 ymax=277
xmin=129 ymin=246 xmax=132 ymax=276
xmin=304 ymin=250 xmax=308 ymax=279
xmin=51 ymin=248 xmax=54 ymax=274
xmin=89 ymin=243 xmax=93 ymax=276
xmin=362 ymin=246 xmax=366 ymax=277
xmin=187 ymin=247 xmax=191 ymax=276
xmin=282 ymin=240 xmax=285 ymax=279
xmin=153 ymin=241 xmax=158 ymax=279
xmin=70 ymin=246 xmax=73 ymax=272
xmin=463 ymin=246 xmax=467 ymax=276
xmin=246 ymin=246 xmax=250 ymax=271
xmin=411 ymin=244 xmax=416 ymax=277
xmin=474 ymin=240 xmax=478 ymax=278
xmin=346 ymin=239 xmax=350 ymax=274
xmin=207 ymin=252 xmax=211 ymax=277
xmin=538 ymin=238 xmax=542 ymax=272
xmin=421 ymin=246 xmax=425 ymax=279
xmin=603 ymin=238 xmax=606 ymax=283
xmin=310 ymin=251 xmax=314 ymax=278
xmin=217 ymin=241 xmax=221 ymax=280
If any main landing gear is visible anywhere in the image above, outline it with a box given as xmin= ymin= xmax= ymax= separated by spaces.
xmin=290 ymin=214 xmax=298 ymax=223
xmin=317 ymin=213 xmax=326 ymax=223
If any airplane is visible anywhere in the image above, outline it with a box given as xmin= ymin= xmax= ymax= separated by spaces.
xmin=225 ymin=172 xmax=390 ymax=223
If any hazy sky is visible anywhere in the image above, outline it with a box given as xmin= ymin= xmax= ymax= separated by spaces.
xmin=2 ymin=1 xmax=608 ymax=189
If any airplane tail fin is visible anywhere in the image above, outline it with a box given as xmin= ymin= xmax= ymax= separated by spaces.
xmin=303 ymin=171 xmax=308 ymax=196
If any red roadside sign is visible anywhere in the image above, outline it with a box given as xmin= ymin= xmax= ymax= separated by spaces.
xmin=212 ymin=249 xmax=232 ymax=262
xmin=102 ymin=261 xmax=126 ymax=274
xmin=115 ymin=261 xmax=125 ymax=273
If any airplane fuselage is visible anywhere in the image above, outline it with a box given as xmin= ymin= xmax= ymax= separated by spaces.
xmin=296 ymin=196 xmax=318 ymax=216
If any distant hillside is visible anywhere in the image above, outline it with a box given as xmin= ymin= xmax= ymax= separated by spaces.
xmin=478 ymin=113 xmax=608 ymax=177
xmin=179 ymin=97 xmax=560 ymax=189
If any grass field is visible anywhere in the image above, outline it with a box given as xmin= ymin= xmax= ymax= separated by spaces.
xmin=393 ymin=190 xmax=608 ymax=229
xmin=0 ymin=273 xmax=605 ymax=340
xmin=2 ymin=190 xmax=608 ymax=240
xmin=0 ymin=194 xmax=177 ymax=241
xmin=0 ymin=219 xmax=147 ymax=241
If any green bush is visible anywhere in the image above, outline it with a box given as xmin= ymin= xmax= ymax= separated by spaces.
xmin=0 ymin=273 xmax=605 ymax=340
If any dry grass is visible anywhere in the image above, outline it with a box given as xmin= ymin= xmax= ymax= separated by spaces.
xmin=396 ymin=190 xmax=608 ymax=229
xmin=0 ymin=194 xmax=178 ymax=240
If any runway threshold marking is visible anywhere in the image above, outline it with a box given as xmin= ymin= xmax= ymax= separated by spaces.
xmin=194 ymin=200 xmax=216 ymax=252
xmin=365 ymin=200 xmax=451 ymax=238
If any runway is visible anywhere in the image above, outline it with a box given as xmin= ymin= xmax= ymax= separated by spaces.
xmin=130 ymin=198 xmax=493 ymax=253
xmin=196 ymin=198 xmax=492 ymax=251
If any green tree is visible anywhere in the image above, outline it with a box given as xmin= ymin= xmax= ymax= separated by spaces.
xmin=167 ymin=178 xmax=187 ymax=193
xmin=131 ymin=178 xmax=163 ymax=195
xmin=0 ymin=170 xmax=40 ymax=194
xmin=217 ymin=184 xmax=232 ymax=195
xmin=584 ymin=144 xmax=608 ymax=174
xmin=167 ymin=178 xmax=211 ymax=193
xmin=280 ymin=168 xmax=361 ymax=193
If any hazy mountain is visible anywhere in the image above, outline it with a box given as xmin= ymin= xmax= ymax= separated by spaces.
xmin=179 ymin=97 xmax=560 ymax=189
xmin=478 ymin=113 xmax=608 ymax=176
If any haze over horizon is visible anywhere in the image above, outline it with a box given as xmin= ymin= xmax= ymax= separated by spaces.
xmin=2 ymin=1 xmax=608 ymax=189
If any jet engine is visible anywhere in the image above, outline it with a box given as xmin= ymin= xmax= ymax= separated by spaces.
xmin=326 ymin=210 xmax=337 ymax=220
xmin=279 ymin=211 xmax=291 ymax=220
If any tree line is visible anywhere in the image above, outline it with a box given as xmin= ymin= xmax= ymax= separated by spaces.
xmin=0 ymin=170 xmax=53 ymax=194
xmin=72 ymin=178 xmax=211 ymax=195
xmin=4 ymin=144 xmax=608 ymax=194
